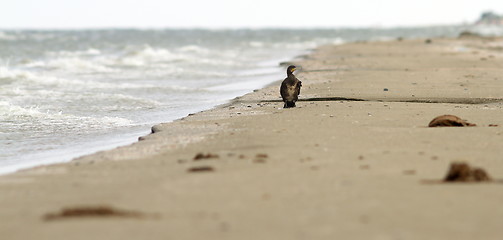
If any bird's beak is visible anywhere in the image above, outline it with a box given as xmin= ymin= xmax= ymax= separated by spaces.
xmin=291 ymin=68 xmax=296 ymax=72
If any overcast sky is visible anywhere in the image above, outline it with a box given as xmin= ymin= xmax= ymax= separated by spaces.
xmin=1 ymin=0 xmax=502 ymax=29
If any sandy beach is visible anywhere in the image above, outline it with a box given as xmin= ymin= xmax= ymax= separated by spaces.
xmin=1 ymin=37 xmax=503 ymax=239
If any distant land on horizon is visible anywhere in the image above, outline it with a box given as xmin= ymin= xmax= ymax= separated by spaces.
xmin=476 ymin=11 xmax=503 ymax=25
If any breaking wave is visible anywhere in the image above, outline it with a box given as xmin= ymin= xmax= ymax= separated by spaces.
xmin=0 ymin=101 xmax=133 ymax=131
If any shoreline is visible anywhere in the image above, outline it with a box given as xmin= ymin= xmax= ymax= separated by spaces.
xmin=0 ymin=60 xmax=297 ymax=175
xmin=2 ymin=37 xmax=503 ymax=239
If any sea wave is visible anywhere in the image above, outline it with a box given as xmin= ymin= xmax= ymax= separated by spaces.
xmin=0 ymin=64 xmax=221 ymax=108
xmin=0 ymin=66 xmax=36 ymax=81
xmin=0 ymin=67 xmax=105 ymax=88
xmin=178 ymin=45 xmax=211 ymax=54
xmin=0 ymin=32 xmax=19 ymax=41
xmin=1 ymin=65 xmax=136 ymax=89
xmin=118 ymin=45 xmax=186 ymax=66
xmin=0 ymin=101 xmax=134 ymax=131
xmin=116 ymin=45 xmax=237 ymax=67
xmin=18 ymin=44 xmax=243 ymax=75
xmin=0 ymin=31 xmax=58 ymax=42
xmin=25 ymin=57 xmax=116 ymax=73
xmin=47 ymin=48 xmax=102 ymax=57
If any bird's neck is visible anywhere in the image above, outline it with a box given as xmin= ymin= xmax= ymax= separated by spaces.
xmin=287 ymin=72 xmax=294 ymax=77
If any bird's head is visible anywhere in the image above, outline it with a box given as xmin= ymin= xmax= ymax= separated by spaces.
xmin=287 ymin=65 xmax=297 ymax=74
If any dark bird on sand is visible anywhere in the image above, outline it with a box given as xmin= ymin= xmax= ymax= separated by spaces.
xmin=280 ymin=65 xmax=302 ymax=108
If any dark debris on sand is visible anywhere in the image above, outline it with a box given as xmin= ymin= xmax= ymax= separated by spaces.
xmin=188 ymin=166 xmax=215 ymax=173
xmin=444 ymin=162 xmax=492 ymax=182
xmin=428 ymin=115 xmax=476 ymax=127
xmin=43 ymin=206 xmax=151 ymax=221
xmin=193 ymin=153 xmax=219 ymax=161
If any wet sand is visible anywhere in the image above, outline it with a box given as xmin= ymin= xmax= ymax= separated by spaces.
xmin=1 ymin=37 xmax=503 ymax=240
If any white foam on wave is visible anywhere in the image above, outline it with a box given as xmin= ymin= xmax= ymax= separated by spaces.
xmin=25 ymin=57 xmax=116 ymax=73
xmin=24 ymin=46 xmax=181 ymax=72
xmin=0 ymin=101 xmax=134 ymax=130
xmin=9 ymin=70 xmax=100 ymax=88
xmin=17 ymin=44 xmax=246 ymax=80
xmin=0 ymin=100 xmax=47 ymax=119
xmin=2 ymin=87 xmax=163 ymax=115
xmin=249 ymin=41 xmax=265 ymax=47
xmin=178 ymin=45 xmax=210 ymax=54
xmin=1 ymin=65 xmax=156 ymax=91
xmin=117 ymin=45 xmax=240 ymax=68
xmin=118 ymin=45 xmax=186 ymax=66
xmin=24 ymin=48 xmax=114 ymax=73
xmin=0 ymin=66 xmax=36 ymax=80
xmin=0 ymin=32 xmax=18 ymax=41
xmin=47 ymin=48 xmax=102 ymax=57
xmin=89 ymin=93 xmax=162 ymax=110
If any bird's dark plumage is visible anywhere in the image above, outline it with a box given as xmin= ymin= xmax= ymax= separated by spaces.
xmin=280 ymin=65 xmax=302 ymax=108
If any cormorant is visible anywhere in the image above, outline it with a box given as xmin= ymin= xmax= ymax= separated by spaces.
xmin=280 ymin=65 xmax=302 ymax=108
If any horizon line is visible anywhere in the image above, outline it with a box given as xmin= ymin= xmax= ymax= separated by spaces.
xmin=0 ymin=23 xmax=473 ymax=31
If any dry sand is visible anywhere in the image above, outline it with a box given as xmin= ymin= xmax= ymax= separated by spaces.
xmin=1 ymin=37 xmax=503 ymax=240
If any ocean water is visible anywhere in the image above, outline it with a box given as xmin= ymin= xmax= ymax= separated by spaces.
xmin=0 ymin=26 xmax=474 ymax=174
